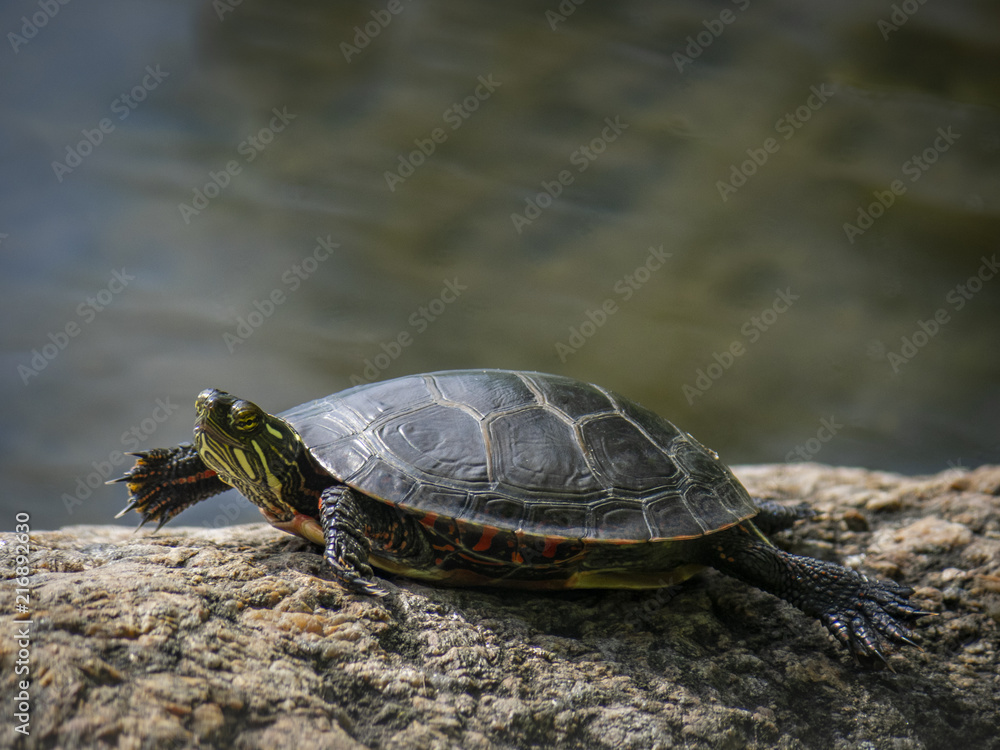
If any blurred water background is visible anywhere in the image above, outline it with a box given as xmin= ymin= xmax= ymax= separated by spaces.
xmin=1 ymin=0 xmax=998 ymax=531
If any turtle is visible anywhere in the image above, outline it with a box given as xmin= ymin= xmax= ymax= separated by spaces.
xmin=112 ymin=369 xmax=928 ymax=664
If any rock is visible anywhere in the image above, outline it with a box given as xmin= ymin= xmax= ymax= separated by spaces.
xmin=2 ymin=464 xmax=999 ymax=749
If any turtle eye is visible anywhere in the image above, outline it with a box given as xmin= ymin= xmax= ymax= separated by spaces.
xmin=231 ymin=403 xmax=261 ymax=433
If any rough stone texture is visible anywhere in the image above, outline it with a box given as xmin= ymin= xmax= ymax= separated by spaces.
xmin=2 ymin=464 xmax=999 ymax=749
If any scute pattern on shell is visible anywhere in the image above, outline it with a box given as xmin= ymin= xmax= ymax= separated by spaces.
xmin=281 ymin=370 xmax=757 ymax=541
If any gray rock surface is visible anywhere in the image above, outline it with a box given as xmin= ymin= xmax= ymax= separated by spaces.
xmin=2 ymin=464 xmax=999 ymax=749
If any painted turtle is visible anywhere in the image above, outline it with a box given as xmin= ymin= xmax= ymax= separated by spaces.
xmin=112 ymin=370 xmax=928 ymax=663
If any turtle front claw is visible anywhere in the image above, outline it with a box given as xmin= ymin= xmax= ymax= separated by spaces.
xmin=318 ymin=485 xmax=389 ymax=597
xmin=109 ymin=444 xmax=229 ymax=530
xmin=325 ymin=555 xmax=389 ymax=597
xmin=349 ymin=576 xmax=391 ymax=598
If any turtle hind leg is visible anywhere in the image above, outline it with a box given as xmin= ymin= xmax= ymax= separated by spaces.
xmin=751 ymin=499 xmax=815 ymax=534
xmin=703 ymin=523 xmax=931 ymax=665
xmin=109 ymin=443 xmax=230 ymax=531
xmin=319 ymin=485 xmax=388 ymax=597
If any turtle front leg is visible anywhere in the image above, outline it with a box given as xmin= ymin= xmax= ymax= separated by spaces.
xmin=703 ymin=523 xmax=930 ymax=665
xmin=110 ymin=443 xmax=230 ymax=531
xmin=319 ymin=485 xmax=388 ymax=597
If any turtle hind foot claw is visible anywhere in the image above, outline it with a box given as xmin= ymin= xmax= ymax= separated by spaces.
xmin=819 ymin=578 xmax=931 ymax=668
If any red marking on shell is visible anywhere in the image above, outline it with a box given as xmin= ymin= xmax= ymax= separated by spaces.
xmin=472 ymin=526 xmax=498 ymax=552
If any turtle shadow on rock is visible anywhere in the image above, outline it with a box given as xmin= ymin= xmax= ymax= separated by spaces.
xmin=360 ymin=567 xmax=985 ymax=750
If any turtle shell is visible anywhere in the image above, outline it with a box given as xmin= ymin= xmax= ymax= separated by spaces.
xmin=281 ymin=370 xmax=756 ymax=542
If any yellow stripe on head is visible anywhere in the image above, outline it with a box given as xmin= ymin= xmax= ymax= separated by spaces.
xmin=251 ymin=439 xmax=284 ymax=492
xmin=234 ymin=447 xmax=255 ymax=478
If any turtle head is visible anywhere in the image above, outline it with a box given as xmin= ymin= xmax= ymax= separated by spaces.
xmin=193 ymin=388 xmax=308 ymax=520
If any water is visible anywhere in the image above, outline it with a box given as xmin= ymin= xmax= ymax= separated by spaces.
xmin=1 ymin=0 xmax=998 ymax=531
